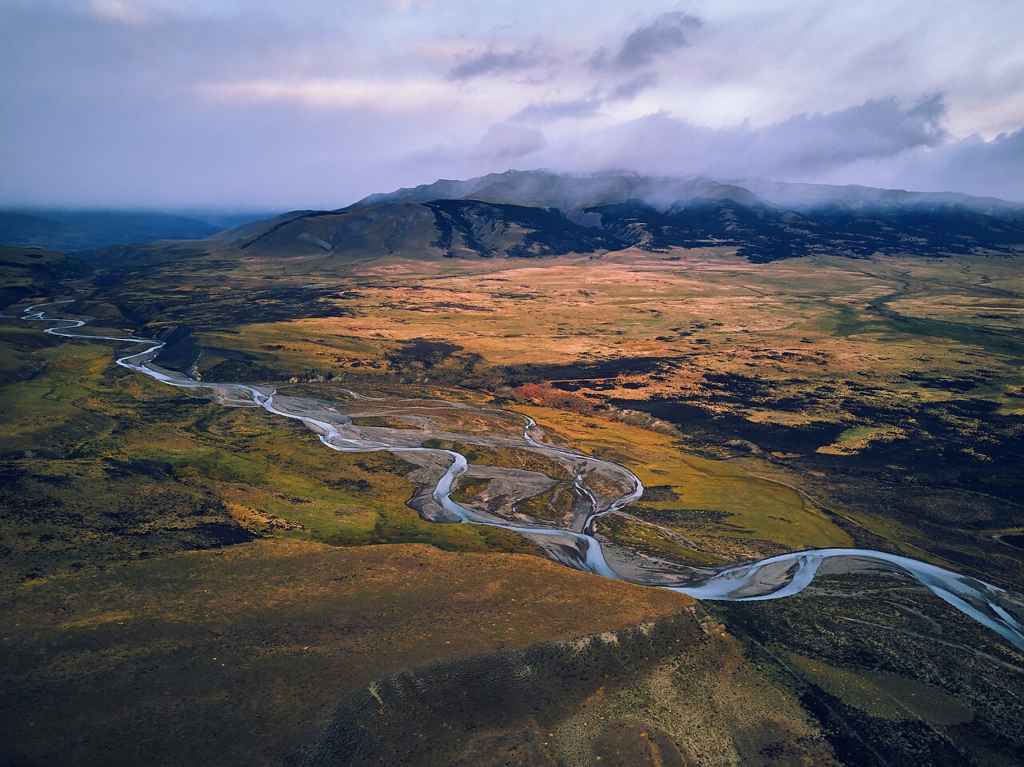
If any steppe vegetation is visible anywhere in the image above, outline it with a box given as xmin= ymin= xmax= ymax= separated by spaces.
xmin=81 ymin=242 xmax=1023 ymax=583
xmin=3 ymin=227 xmax=1023 ymax=765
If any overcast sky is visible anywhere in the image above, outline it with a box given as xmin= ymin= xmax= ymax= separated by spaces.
xmin=2 ymin=0 xmax=1023 ymax=210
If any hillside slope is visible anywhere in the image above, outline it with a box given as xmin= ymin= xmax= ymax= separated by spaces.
xmin=235 ymin=199 xmax=621 ymax=261
xmin=0 ymin=246 xmax=92 ymax=308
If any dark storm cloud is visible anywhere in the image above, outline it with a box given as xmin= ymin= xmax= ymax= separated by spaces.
xmin=893 ymin=127 xmax=1024 ymax=201
xmin=448 ymin=49 xmax=539 ymax=80
xmin=548 ymin=96 xmax=950 ymax=180
xmin=590 ymin=12 xmax=702 ymax=70
xmin=751 ymin=94 xmax=949 ymax=172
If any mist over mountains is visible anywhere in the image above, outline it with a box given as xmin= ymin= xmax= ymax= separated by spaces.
xmin=0 ymin=209 xmax=275 ymax=252
xmin=234 ymin=170 xmax=1024 ymax=263
xmin=350 ymin=169 xmax=1024 ymax=217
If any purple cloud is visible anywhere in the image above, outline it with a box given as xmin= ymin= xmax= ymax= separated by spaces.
xmin=449 ymin=49 xmax=539 ymax=80
xmin=591 ymin=12 xmax=703 ymax=70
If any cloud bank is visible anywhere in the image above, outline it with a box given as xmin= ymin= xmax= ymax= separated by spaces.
xmin=544 ymin=95 xmax=949 ymax=179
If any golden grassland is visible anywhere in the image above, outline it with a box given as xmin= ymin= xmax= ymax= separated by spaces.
xmin=3 ymin=288 xmax=849 ymax=572
xmin=26 ymin=243 xmax=1024 ymax=576
xmin=182 ymin=248 xmax=1024 ymax=423
xmin=6 ymin=240 xmax=1024 ymax=763
xmin=117 ymin=246 xmax=1021 ymax=579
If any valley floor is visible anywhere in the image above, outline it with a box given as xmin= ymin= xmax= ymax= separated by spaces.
xmin=2 ymin=242 xmax=1023 ymax=765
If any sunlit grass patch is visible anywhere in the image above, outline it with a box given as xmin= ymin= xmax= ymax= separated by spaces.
xmin=511 ymin=403 xmax=851 ymax=552
xmin=816 ymin=424 xmax=906 ymax=455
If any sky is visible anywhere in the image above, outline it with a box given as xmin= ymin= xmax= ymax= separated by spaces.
xmin=2 ymin=0 xmax=1024 ymax=210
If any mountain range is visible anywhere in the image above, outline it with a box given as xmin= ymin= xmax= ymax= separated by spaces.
xmin=230 ymin=170 xmax=1024 ymax=263
xmin=6 ymin=171 xmax=1024 ymax=263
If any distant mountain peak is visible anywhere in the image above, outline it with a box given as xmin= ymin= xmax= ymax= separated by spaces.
xmin=344 ymin=169 xmax=765 ymax=215
xmin=348 ymin=169 xmax=1024 ymax=217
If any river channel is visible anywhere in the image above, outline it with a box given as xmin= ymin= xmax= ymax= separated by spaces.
xmin=23 ymin=300 xmax=1024 ymax=650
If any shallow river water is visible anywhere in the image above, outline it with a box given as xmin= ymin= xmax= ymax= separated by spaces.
xmin=23 ymin=301 xmax=1024 ymax=650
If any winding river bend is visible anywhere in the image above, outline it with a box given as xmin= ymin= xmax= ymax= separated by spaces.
xmin=23 ymin=300 xmax=1024 ymax=650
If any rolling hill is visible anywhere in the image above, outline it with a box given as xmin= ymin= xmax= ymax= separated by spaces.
xmin=234 ymin=198 xmax=622 ymax=261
